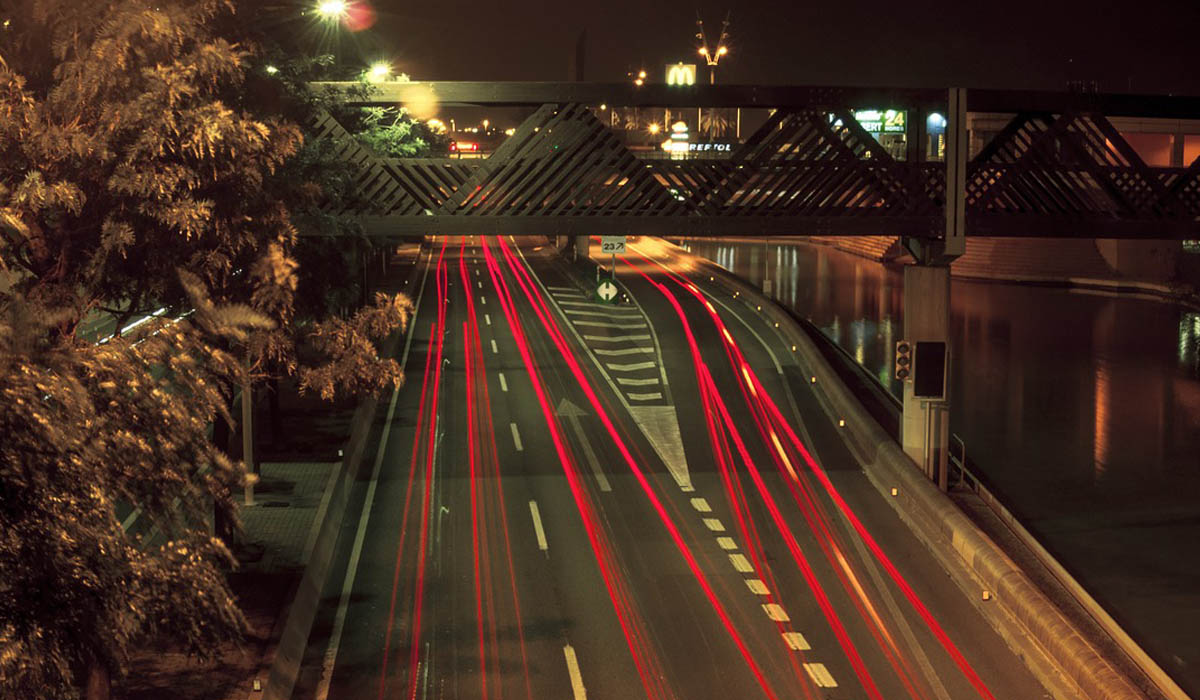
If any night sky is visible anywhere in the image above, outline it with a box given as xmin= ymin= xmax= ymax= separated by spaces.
xmin=326 ymin=0 xmax=1200 ymax=95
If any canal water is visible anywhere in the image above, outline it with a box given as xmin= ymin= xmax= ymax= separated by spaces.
xmin=673 ymin=236 xmax=1200 ymax=696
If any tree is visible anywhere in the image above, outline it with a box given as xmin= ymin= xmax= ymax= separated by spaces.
xmin=0 ymin=1 xmax=410 ymax=697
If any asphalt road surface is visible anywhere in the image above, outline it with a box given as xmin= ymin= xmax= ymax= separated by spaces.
xmin=290 ymin=235 xmax=1052 ymax=700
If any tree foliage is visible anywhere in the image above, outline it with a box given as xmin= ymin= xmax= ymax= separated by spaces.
xmin=0 ymin=0 xmax=412 ymax=696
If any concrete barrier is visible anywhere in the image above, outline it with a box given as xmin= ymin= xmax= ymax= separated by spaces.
xmin=660 ymin=238 xmax=1150 ymax=700
xmin=262 ymin=249 xmax=424 ymax=700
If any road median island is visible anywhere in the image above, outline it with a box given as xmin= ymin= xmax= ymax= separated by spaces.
xmin=654 ymin=236 xmax=1151 ymax=700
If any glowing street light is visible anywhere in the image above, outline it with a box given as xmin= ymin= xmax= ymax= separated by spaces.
xmin=366 ymin=61 xmax=391 ymax=82
xmin=647 ymin=122 xmax=661 ymax=135
xmin=315 ymin=0 xmax=348 ymax=21
xmin=264 ymin=65 xmax=279 ymax=75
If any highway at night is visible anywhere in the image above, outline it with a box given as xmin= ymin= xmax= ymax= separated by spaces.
xmin=291 ymin=236 xmax=1050 ymax=700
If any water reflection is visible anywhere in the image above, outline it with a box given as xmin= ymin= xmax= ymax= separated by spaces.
xmin=674 ymin=236 xmax=1200 ymax=693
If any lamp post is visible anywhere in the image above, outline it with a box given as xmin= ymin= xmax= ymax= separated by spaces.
xmin=696 ymin=12 xmax=735 ymax=139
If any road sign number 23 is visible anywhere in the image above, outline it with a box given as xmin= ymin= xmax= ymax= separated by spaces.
xmin=600 ymin=236 xmax=627 ymax=254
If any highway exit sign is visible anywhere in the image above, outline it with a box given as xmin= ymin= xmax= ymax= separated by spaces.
xmin=600 ymin=236 xmax=627 ymax=254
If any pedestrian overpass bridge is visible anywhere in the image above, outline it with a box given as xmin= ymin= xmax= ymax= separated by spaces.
xmin=306 ymin=81 xmax=1200 ymax=248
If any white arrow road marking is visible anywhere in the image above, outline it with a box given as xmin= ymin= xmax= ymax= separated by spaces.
xmin=556 ymin=398 xmax=612 ymax=492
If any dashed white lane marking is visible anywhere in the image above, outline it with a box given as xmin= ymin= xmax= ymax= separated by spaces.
xmin=498 ymin=372 xmax=508 ymax=392
xmin=783 ymin=631 xmax=811 ymax=651
xmin=627 ymin=392 xmax=664 ymax=401
xmin=491 ymin=339 xmax=499 ymax=354
xmin=617 ymin=377 xmax=660 ymax=387
xmin=480 ymin=296 xmax=487 ymax=305
xmin=583 ymin=334 xmax=651 ymax=342
xmin=510 ymin=422 xmax=523 ymax=451
xmin=716 ymin=536 xmax=737 ymax=550
xmin=690 ymin=497 xmax=712 ymax=512
xmin=746 ymin=579 xmax=769 ymax=595
xmin=762 ymin=604 xmax=790 ymax=622
xmin=606 ymin=361 xmax=656 ymax=371
xmin=804 ymin=663 xmax=837 ymax=688
xmin=594 ymin=346 xmax=655 ymax=356
xmin=729 ymin=553 xmax=754 ymax=573
xmin=572 ymin=320 xmax=648 ymax=329
xmin=563 ymin=645 xmax=587 ymax=700
xmin=477 ymin=281 xmax=483 ymax=289
xmin=702 ymin=518 xmax=725 ymax=532
xmin=529 ymin=501 xmax=548 ymax=552
xmin=485 ymin=313 xmax=491 ymax=325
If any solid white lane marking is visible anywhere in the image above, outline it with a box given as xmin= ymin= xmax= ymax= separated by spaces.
xmin=690 ymin=497 xmax=712 ymax=512
xmin=556 ymin=299 xmax=613 ymax=307
xmin=729 ymin=553 xmax=753 ymax=573
xmin=572 ymin=320 xmax=647 ymax=329
xmin=594 ymin=346 xmax=654 ymax=356
xmin=491 ymin=339 xmax=498 ymax=354
xmin=617 ymin=376 xmax=660 ymax=387
xmin=510 ymin=422 xmax=523 ymax=451
xmin=498 ymin=372 xmax=508 ymax=392
xmin=485 ymin=313 xmax=491 ymax=325
xmin=563 ymin=645 xmax=586 ymax=700
xmin=804 ymin=663 xmax=837 ymax=688
xmin=627 ymin=391 xmax=663 ymax=401
xmin=546 ymin=285 xmax=579 ymax=292
xmin=606 ymin=361 xmax=656 ymax=371
xmin=583 ymin=334 xmax=651 ymax=342
xmin=702 ymin=518 xmax=725 ymax=532
xmin=783 ymin=631 xmax=811 ymax=651
xmin=763 ymin=603 xmax=790 ymax=622
xmin=746 ymin=579 xmax=769 ymax=595
xmin=716 ymin=536 xmax=737 ymax=550
xmin=529 ymin=501 xmax=548 ymax=551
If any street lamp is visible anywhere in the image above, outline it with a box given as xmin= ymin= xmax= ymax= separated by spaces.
xmin=315 ymin=0 xmax=348 ymax=21
xmin=695 ymin=11 xmax=731 ymax=85
xmin=366 ymin=61 xmax=391 ymax=82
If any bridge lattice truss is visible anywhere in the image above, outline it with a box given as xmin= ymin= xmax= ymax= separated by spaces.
xmin=308 ymin=95 xmax=1200 ymax=239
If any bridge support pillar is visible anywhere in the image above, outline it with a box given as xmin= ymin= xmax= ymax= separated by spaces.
xmin=900 ymin=264 xmax=951 ymax=490
xmin=574 ymin=235 xmax=591 ymax=261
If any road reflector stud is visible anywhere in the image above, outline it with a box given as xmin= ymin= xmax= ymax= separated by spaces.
xmin=982 ymin=590 xmax=992 ymax=601
xmin=810 ymin=376 xmax=817 ymax=383
xmin=891 ymin=487 xmax=898 ymax=496
xmin=774 ymin=322 xmax=779 ymax=328
xmin=838 ymin=419 xmax=845 ymax=427
xmin=756 ymin=305 xmax=762 ymax=311
xmin=791 ymin=345 xmax=797 ymax=351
